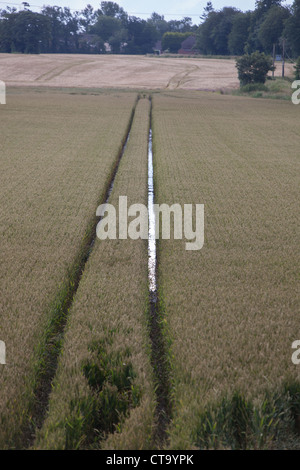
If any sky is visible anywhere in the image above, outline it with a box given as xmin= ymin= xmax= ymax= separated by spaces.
xmin=0 ymin=0 xmax=259 ymax=22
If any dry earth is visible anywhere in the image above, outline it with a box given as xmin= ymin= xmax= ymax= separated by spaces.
xmin=0 ymin=53 xmax=294 ymax=91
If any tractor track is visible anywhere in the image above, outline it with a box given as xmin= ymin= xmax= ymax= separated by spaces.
xmin=22 ymin=93 xmax=172 ymax=449
xmin=22 ymin=96 xmax=139 ymax=449
xmin=166 ymin=65 xmax=199 ymax=90
xmin=148 ymin=96 xmax=172 ymax=447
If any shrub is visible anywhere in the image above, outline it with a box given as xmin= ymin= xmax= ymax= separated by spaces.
xmin=240 ymin=83 xmax=268 ymax=93
xmin=294 ymin=57 xmax=300 ymax=80
xmin=236 ymin=52 xmax=275 ymax=87
xmin=65 ymin=334 xmax=142 ymax=449
xmin=194 ymin=385 xmax=300 ymax=450
xmin=161 ymin=32 xmax=191 ymax=53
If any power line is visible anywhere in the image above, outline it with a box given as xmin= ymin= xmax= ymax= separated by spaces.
xmin=0 ymin=1 xmax=202 ymax=17
xmin=120 ymin=12 xmax=202 ymax=17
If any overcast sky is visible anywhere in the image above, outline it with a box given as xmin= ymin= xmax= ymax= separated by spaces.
xmin=1 ymin=0 xmax=259 ymax=22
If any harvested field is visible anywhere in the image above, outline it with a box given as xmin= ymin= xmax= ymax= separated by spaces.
xmin=152 ymin=90 xmax=300 ymax=449
xmin=0 ymin=53 xmax=294 ymax=91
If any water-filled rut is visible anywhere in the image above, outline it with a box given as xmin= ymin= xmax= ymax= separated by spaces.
xmin=148 ymin=127 xmax=156 ymax=297
xmin=147 ymin=98 xmax=172 ymax=446
xmin=23 ymin=97 xmax=138 ymax=448
xmin=24 ymin=94 xmax=171 ymax=449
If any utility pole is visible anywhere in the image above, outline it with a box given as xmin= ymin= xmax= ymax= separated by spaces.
xmin=282 ymin=38 xmax=286 ymax=79
xmin=272 ymin=43 xmax=276 ymax=79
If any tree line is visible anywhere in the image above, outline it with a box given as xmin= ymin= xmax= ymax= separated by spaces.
xmin=197 ymin=0 xmax=300 ymax=58
xmin=0 ymin=1 xmax=197 ymax=54
xmin=0 ymin=0 xmax=299 ymax=57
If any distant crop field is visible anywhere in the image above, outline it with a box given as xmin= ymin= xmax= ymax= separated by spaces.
xmin=0 ymin=53 xmax=294 ymax=91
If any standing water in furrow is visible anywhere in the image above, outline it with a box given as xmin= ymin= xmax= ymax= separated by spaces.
xmin=147 ymin=106 xmax=172 ymax=446
xmin=148 ymin=128 xmax=157 ymax=299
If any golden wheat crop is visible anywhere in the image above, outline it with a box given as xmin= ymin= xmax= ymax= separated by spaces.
xmin=33 ymin=97 xmax=156 ymax=450
xmin=0 ymin=89 xmax=137 ymax=447
xmin=0 ymin=54 xmax=294 ymax=92
xmin=1 ymin=79 xmax=299 ymax=450
xmin=152 ymin=90 xmax=300 ymax=449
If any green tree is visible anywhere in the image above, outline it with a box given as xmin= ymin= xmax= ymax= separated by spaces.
xmin=100 ymin=1 xmax=123 ymax=18
xmin=295 ymin=56 xmax=300 ymax=79
xmin=80 ymin=4 xmax=97 ymax=31
xmin=196 ymin=10 xmax=217 ymax=55
xmin=247 ymin=0 xmax=285 ymax=52
xmin=125 ymin=17 xmax=158 ymax=54
xmin=228 ymin=12 xmax=252 ymax=55
xmin=166 ymin=18 xmax=192 ymax=32
xmin=0 ymin=8 xmax=15 ymax=52
xmin=200 ymin=1 xmax=214 ymax=21
xmin=99 ymin=1 xmax=128 ymax=25
xmin=0 ymin=10 xmax=51 ymax=53
xmin=41 ymin=6 xmax=63 ymax=52
xmin=196 ymin=7 xmax=240 ymax=55
xmin=257 ymin=5 xmax=290 ymax=53
xmin=213 ymin=7 xmax=240 ymax=55
xmin=147 ymin=12 xmax=169 ymax=37
xmin=91 ymin=15 xmax=122 ymax=42
xmin=236 ymin=51 xmax=275 ymax=85
xmin=255 ymin=0 xmax=284 ymax=15
xmin=161 ymin=32 xmax=191 ymax=53
xmin=89 ymin=2 xmax=132 ymax=52
xmin=108 ymin=27 xmax=128 ymax=53
xmin=59 ymin=7 xmax=80 ymax=51
xmin=284 ymin=0 xmax=300 ymax=57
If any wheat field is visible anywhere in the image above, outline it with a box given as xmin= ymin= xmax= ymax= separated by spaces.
xmin=152 ymin=90 xmax=300 ymax=449
xmin=33 ymin=97 xmax=157 ymax=450
xmin=0 ymin=89 xmax=137 ymax=447
xmin=0 ymin=53 xmax=299 ymax=450
xmin=0 ymin=53 xmax=239 ymax=90
xmin=0 ymin=53 xmax=293 ymax=91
